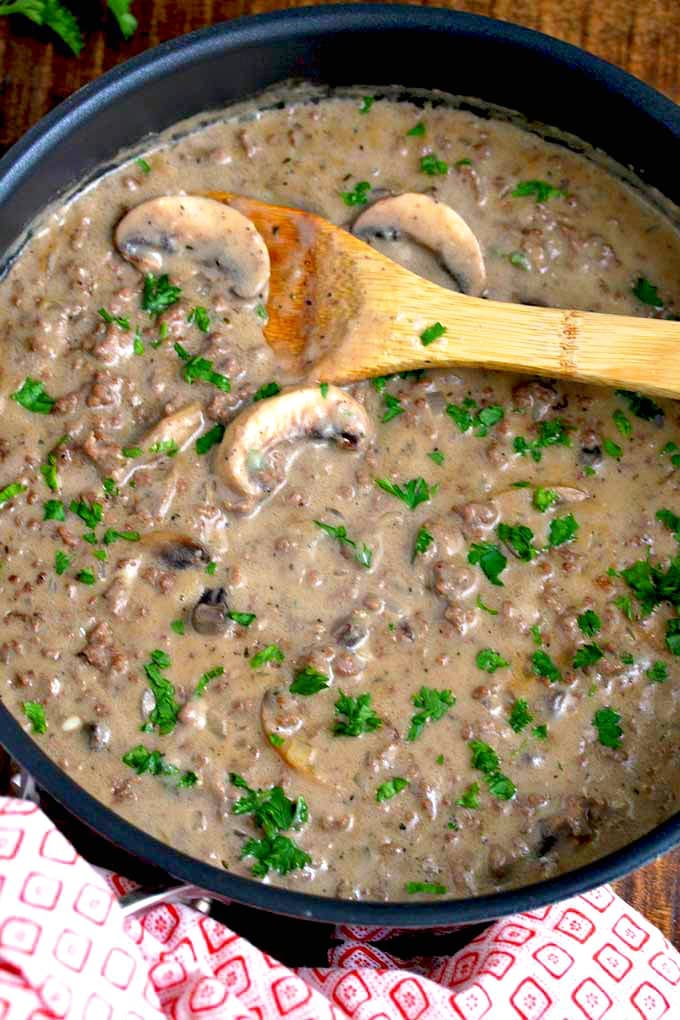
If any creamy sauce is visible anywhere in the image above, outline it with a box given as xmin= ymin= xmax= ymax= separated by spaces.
xmin=1 ymin=93 xmax=680 ymax=902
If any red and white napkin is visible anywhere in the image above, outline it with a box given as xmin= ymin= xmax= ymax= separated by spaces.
xmin=0 ymin=797 xmax=677 ymax=1018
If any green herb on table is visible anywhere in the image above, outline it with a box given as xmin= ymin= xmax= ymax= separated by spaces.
xmin=593 ymin=706 xmax=623 ymax=749
xmin=0 ymin=481 xmax=26 ymax=505
xmin=174 ymin=342 xmax=230 ymax=392
xmin=23 ymin=700 xmax=47 ymax=734
xmin=455 ymin=782 xmax=480 ymax=809
xmin=253 ymin=381 xmax=281 ymax=402
xmin=142 ymin=273 xmax=181 ymax=316
xmin=142 ymin=648 xmax=180 ymax=736
xmin=407 ymin=686 xmax=455 ymax=742
xmin=340 ymin=181 xmax=371 ymax=207
xmin=333 ymin=691 xmax=382 ymax=737
xmin=420 ymin=154 xmax=448 ymax=176
xmin=187 ymin=306 xmax=210 ymax=332
xmin=531 ymin=649 xmax=562 ymax=683
xmin=375 ymin=476 xmax=436 ymax=510
xmin=420 ymin=321 xmax=446 ymax=346
xmin=412 ymin=525 xmax=434 ymax=563
xmin=508 ymin=698 xmax=533 ymax=733
xmin=476 ymin=648 xmax=509 ymax=674
xmin=632 ymin=277 xmax=663 ymax=308
xmin=376 ymin=777 xmax=409 ymax=802
xmin=290 ymin=666 xmax=329 ymax=696
xmin=498 ymin=522 xmax=538 ymax=561
xmin=468 ymin=541 xmax=507 ymax=586
xmin=512 ymin=179 xmax=565 ymax=203
xmin=196 ymin=423 xmax=225 ymax=455
xmin=314 ymin=519 xmax=372 ymax=568
xmin=468 ymin=739 xmax=516 ymax=799
xmin=11 ymin=377 xmax=55 ymax=414
xmin=548 ymin=513 xmax=579 ymax=547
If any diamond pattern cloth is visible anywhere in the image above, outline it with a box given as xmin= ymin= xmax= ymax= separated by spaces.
xmin=0 ymin=797 xmax=678 ymax=1018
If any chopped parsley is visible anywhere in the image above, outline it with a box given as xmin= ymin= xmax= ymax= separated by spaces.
xmin=142 ymin=649 xmax=180 ymax=736
xmin=187 ymin=306 xmax=210 ymax=332
xmin=314 ymin=520 xmax=372 ymax=568
xmin=420 ymin=154 xmax=448 ymax=176
xmin=196 ymin=423 xmax=225 ymax=455
xmin=135 ymin=157 xmax=151 ymax=174
xmin=548 ymin=513 xmax=579 ymax=547
xmin=593 ymin=707 xmax=623 ymax=749
xmin=498 ymin=522 xmax=537 ymax=561
xmin=122 ymin=446 xmax=142 ymax=458
xmin=455 ymin=782 xmax=480 ymax=809
xmin=240 ymin=834 xmax=311 ymax=878
xmin=632 ymin=277 xmax=663 ymax=308
xmin=666 ymin=617 xmax=680 ymax=656
xmin=613 ymin=594 xmax=635 ymax=621
xmin=23 ymin=701 xmax=47 ymax=734
xmin=428 ymin=449 xmax=444 ymax=465
xmin=290 ymin=666 xmax=329 ymax=696
xmin=102 ymin=528 xmax=140 ymax=545
xmin=468 ymin=739 xmax=516 ymax=799
xmin=253 ymin=381 xmax=281 ymax=402
xmin=476 ymin=595 xmax=498 ymax=615
xmin=533 ymin=487 xmax=558 ymax=512
xmin=406 ymin=881 xmax=447 ymax=895
xmin=656 ymin=508 xmax=680 ymax=538
xmin=573 ymin=643 xmax=604 ymax=670
xmin=508 ymin=698 xmax=533 ymax=733
xmin=358 ymin=95 xmax=374 ymax=113
xmin=102 ymin=478 xmax=118 ymax=497
xmin=616 ymin=389 xmax=663 ymax=424
xmin=620 ymin=556 xmax=680 ymax=616
xmin=603 ymin=438 xmax=622 ymax=460
xmin=531 ymin=624 xmax=542 ymax=645
xmin=44 ymin=499 xmax=65 ymax=521
xmin=11 ymin=377 xmax=55 ymax=414
xmin=533 ymin=724 xmax=548 ymax=740
xmin=407 ymin=121 xmax=426 ymax=136
xmin=230 ymin=773 xmax=310 ymax=878
xmin=149 ymin=439 xmax=179 ymax=457
xmin=70 ymin=499 xmax=103 ymax=529
xmin=98 ymin=307 xmax=130 ymax=330
xmin=513 ymin=418 xmax=572 ymax=462
xmin=250 ymin=644 xmax=285 ymax=670
xmin=647 ymin=660 xmax=668 ymax=683
xmin=412 ymin=526 xmax=434 ymax=563
xmin=376 ymin=777 xmax=409 ymax=802
xmin=205 ymin=561 xmax=217 ymax=576
xmin=333 ymin=691 xmax=382 ymax=737
xmin=508 ymin=251 xmax=531 ymax=271
xmin=76 ymin=569 xmax=96 ymax=585
xmin=227 ymin=611 xmax=256 ymax=627
xmin=613 ymin=409 xmax=632 ymax=438
xmin=133 ymin=331 xmax=145 ymax=356
xmin=319 ymin=382 xmax=329 ymax=398
xmin=512 ymin=179 xmax=565 ymax=203
xmin=407 ymin=686 xmax=455 ymax=742
xmin=269 ymin=733 xmax=285 ymax=747
xmin=420 ymin=322 xmax=447 ymax=346
xmin=475 ymin=648 xmax=510 ymax=674
xmin=122 ymin=745 xmax=196 ymax=788
xmin=142 ymin=273 xmax=181 ymax=316
xmin=174 ymin=342 xmax=230 ymax=392
xmin=446 ymin=398 xmax=504 ymax=437
xmin=531 ymin=649 xmax=562 ymax=683
xmin=55 ymin=550 xmax=71 ymax=575
xmin=468 ymin=541 xmax=507 ymax=586
xmin=170 ymin=619 xmax=185 ymax=636
xmin=340 ymin=181 xmax=371 ymax=206
xmin=381 ymin=392 xmax=405 ymax=423
xmin=375 ymin=476 xmax=436 ymax=510
xmin=0 ymin=482 xmax=26 ymax=505
xmin=194 ymin=665 xmax=224 ymax=697
xmin=578 ymin=610 xmax=601 ymax=637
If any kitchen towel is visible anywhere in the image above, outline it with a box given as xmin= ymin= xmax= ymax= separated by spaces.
xmin=0 ymin=797 xmax=678 ymax=1018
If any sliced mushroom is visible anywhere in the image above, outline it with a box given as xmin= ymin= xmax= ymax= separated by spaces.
xmin=192 ymin=587 xmax=229 ymax=635
xmin=115 ymin=195 xmax=270 ymax=299
xmin=215 ymin=384 xmax=373 ymax=505
xmin=140 ymin=531 xmax=210 ymax=570
xmin=352 ymin=193 xmax=486 ymax=296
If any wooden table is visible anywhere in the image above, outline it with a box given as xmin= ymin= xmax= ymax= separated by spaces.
xmin=0 ymin=0 xmax=678 ymax=946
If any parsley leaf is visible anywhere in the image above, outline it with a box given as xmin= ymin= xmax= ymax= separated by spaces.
xmin=573 ymin=643 xmax=604 ymax=670
xmin=406 ymin=121 xmax=426 ymax=136
xmin=548 ymin=513 xmax=579 ymax=547
xmin=55 ymin=550 xmax=70 ymax=575
xmin=170 ymin=619 xmax=185 ymax=635
xmin=240 ymin=834 xmax=311 ymax=878
xmin=149 ymin=439 xmax=179 ymax=458
xmin=98 ymin=307 xmax=130 ymax=330
xmin=69 ymin=498 xmax=102 ymax=529
xmin=142 ymin=649 xmax=180 ymax=736
xmin=476 ymin=595 xmax=498 ymax=615
xmin=656 ymin=508 xmax=680 ymax=538
xmin=603 ymin=437 xmax=622 ymax=460
xmin=666 ymin=617 xmax=680 ymax=655
xmin=616 ymin=389 xmax=664 ymax=424
xmin=407 ymin=686 xmax=455 ymax=742
xmin=468 ymin=541 xmax=507 ymax=586
xmin=498 ymin=522 xmax=538 ymax=561
xmin=102 ymin=528 xmax=140 ymax=545
xmin=446 ymin=399 xmax=504 ymax=438
xmin=508 ymin=698 xmax=533 ymax=733
xmin=1 ymin=0 xmax=85 ymax=55
xmin=314 ymin=519 xmax=372 ymax=568
xmin=455 ymin=782 xmax=480 ymax=809
xmin=593 ymin=706 xmax=623 ymax=749
xmin=174 ymin=342 xmax=230 ymax=392
xmin=376 ymin=777 xmax=409 ymax=802
xmin=578 ymin=610 xmax=601 ymax=637
xmin=76 ymin=569 xmax=96 ymax=585
xmin=632 ymin=277 xmax=663 ymax=308
xmin=135 ymin=157 xmax=150 ymax=175
xmin=420 ymin=322 xmax=446 ymax=346
xmin=0 ymin=481 xmax=26 ymax=505
xmin=531 ymin=649 xmax=562 ymax=683
xmin=250 ymin=644 xmax=285 ymax=670
xmin=406 ymin=881 xmax=447 ymax=895
xmin=532 ymin=723 xmax=548 ymax=740
xmin=513 ymin=418 xmax=571 ymax=462
xmin=227 ymin=611 xmax=256 ymax=627
xmin=11 ymin=377 xmax=55 ymax=414
xmin=107 ymin=0 xmax=137 ymax=39
xmin=122 ymin=745 xmax=196 ymax=787
xmin=381 ymin=392 xmax=405 ymax=423
xmin=613 ymin=409 xmax=632 ymax=438
xmin=533 ymin=487 xmax=558 ymax=512
xmin=142 ymin=273 xmax=181 ymax=316
xmin=647 ymin=660 xmax=668 ymax=683
xmin=23 ymin=700 xmax=47 ymax=734
xmin=196 ymin=423 xmax=225 ymax=455
xmin=194 ymin=665 xmax=224 ymax=697
xmin=412 ymin=525 xmax=434 ymax=563
xmin=40 ymin=452 xmax=58 ymax=492
xmin=333 ymin=691 xmax=382 ymax=737
xmin=358 ymin=95 xmax=374 ymax=114
xmin=319 ymin=382 xmax=329 ymax=398
xmin=475 ymin=648 xmax=510 ymax=674
xmin=340 ymin=181 xmax=371 ymax=206
xmin=44 ymin=499 xmax=65 ymax=521
xmin=428 ymin=449 xmax=444 ymax=465
xmin=512 ymin=179 xmax=565 ymax=203
xmin=187 ymin=306 xmax=210 ymax=332
xmin=420 ymin=154 xmax=448 ymax=176
xmin=469 ymin=739 xmax=516 ymax=799
xmin=620 ymin=556 xmax=680 ymax=616
xmin=253 ymin=381 xmax=281 ymax=402
xmin=375 ymin=476 xmax=436 ymax=510
xmin=290 ymin=666 xmax=329 ymax=696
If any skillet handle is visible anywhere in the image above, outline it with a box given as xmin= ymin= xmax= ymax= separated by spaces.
xmin=119 ymin=883 xmax=214 ymax=917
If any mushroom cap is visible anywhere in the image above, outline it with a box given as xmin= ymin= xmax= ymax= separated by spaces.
xmin=352 ymin=192 xmax=486 ymax=297
xmin=215 ymin=384 xmax=373 ymax=503
xmin=115 ymin=195 xmax=270 ymax=299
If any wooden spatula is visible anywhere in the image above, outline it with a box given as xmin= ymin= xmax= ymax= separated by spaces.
xmin=211 ymin=191 xmax=680 ymax=398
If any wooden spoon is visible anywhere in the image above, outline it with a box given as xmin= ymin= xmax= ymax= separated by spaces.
xmin=211 ymin=191 xmax=680 ymax=397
